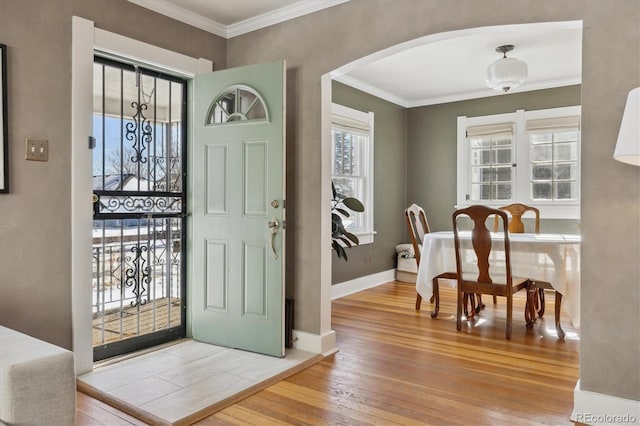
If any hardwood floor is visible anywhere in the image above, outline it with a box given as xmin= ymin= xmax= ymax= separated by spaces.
xmin=77 ymin=281 xmax=580 ymax=425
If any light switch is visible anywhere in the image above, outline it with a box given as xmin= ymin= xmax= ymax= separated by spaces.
xmin=26 ymin=139 xmax=48 ymax=162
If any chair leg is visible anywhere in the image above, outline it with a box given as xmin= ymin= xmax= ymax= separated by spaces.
xmin=415 ymin=292 xmax=422 ymax=311
xmin=492 ymin=295 xmax=497 ymax=304
xmin=431 ymin=278 xmax=440 ymax=318
xmin=476 ymin=294 xmax=486 ymax=311
xmin=525 ymin=284 xmax=537 ymax=328
xmin=537 ymin=288 xmax=546 ymax=317
xmin=506 ymin=294 xmax=513 ymax=339
xmin=463 ymin=293 xmax=473 ymax=318
xmin=554 ymin=291 xmax=565 ymax=339
xmin=456 ymin=288 xmax=463 ymax=331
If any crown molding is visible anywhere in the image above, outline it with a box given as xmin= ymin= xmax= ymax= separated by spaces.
xmin=337 ymin=74 xmax=582 ymax=108
xmin=333 ymin=74 xmax=411 ymax=107
xmin=128 ymin=0 xmax=350 ymax=39
xmin=228 ymin=0 xmax=350 ymax=38
xmin=128 ymin=0 xmax=227 ymax=37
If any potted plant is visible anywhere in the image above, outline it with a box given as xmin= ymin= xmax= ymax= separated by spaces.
xmin=331 ymin=180 xmax=365 ymax=261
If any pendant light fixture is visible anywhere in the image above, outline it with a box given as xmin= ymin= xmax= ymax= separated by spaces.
xmin=486 ymin=44 xmax=528 ymax=93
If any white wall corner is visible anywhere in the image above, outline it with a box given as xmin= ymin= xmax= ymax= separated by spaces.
xmin=292 ymin=329 xmax=338 ymax=357
xmin=572 ymin=381 xmax=640 ymax=425
xmin=331 ymin=269 xmax=396 ymax=300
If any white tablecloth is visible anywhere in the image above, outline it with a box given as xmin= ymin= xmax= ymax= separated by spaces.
xmin=415 ymin=231 xmax=581 ymax=327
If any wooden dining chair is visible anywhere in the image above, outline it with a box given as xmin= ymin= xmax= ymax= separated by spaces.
xmin=493 ymin=203 xmax=540 ymax=234
xmin=404 ymin=204 xmax=456 ymax=318
xmin=453 ymin=205 xmax=536 ymax=339
xmin=495 ymin=203 xmax=565 ymax=338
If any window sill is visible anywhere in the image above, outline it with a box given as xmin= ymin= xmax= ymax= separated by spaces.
xmin=355 ymin=231 xmax=376 ymax=245
xmin=334 ymin=231 xmax=377 ymax=247
xmin=454 ymin=203 xmax=579 ymax=220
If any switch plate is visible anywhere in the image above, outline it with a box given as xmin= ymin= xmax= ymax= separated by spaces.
xmin=26 ymin=139 xmax=48 ymax=162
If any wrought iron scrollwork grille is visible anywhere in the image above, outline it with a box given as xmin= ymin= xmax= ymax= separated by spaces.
xmin=91 ymin=56 xmax=187 ymax=360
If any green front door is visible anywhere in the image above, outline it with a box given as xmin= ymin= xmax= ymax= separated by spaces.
xmin=190 ymin=61 xmax=286 ymax=357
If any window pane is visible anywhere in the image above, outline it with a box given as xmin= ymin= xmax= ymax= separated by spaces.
xmin=554 ymin=163 xmax=577 ymax=180
xmin=555 ymin=182 xmax=577 ymax=200
xmin=493 ymin=166 xmax=512 ymax=182
xmin=495 ymin=184 xmax=511 ymax=200
xmin=530 ymin=133 xmax=552 ymax=144
xmin=332 ymin=130 xmax=363 ymax=176
xmin=492 ymin=136 xmax=512 ymax=146
xmin=532 ymin=164 xmax=553 ymax=180
xmin=333 ymin=177 xmax=358 ymax=199
xmin=471 ymin=183 xmax=492 ymax=201
xmin=471 ymin=149 xmax=492 ymax=165
xmin=333 ymin=177 xmax=363 ymax=230
xmin=531 ymin=144 xmax=552 ymax=162
xmin=554 ymin=142 xmax=577 ymax=161
xmin=555 ymin=131 xmax=578 ymax=143
xmin=494 ymin=148 xmax=512 ymax=164
xmin=471 ymin=167 xmax=491 ymax=183
xmin=532 ymin=182 xmax=552 ymax=200
xmin=469 ymin=137 xmax=489 ymax=148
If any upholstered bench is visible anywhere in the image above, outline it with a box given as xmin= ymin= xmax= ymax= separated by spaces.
xmin=0 ymin=325 xmax=76 ymax=425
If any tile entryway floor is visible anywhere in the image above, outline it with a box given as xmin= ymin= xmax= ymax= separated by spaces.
xmin=77 ymin=340 xmax=321 ymax=425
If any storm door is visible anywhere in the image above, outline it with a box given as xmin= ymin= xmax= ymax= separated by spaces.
xmin=91 ymin=57 xmax=187 ymax=361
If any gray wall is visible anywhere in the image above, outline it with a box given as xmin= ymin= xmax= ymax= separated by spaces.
xmin=0 ymin=0 xmax=225 ymax=349
xmin=331 ymin=81 xmax=407 ymax=284
xmin=0 ymin=0 xmax=637 ymax=406
xmin=227 ymin=0 xmax=639 ymax=402
xmin=407 ymin=85 xmax=582 ymax=232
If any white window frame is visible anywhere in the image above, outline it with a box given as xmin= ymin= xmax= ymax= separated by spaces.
xmin=457 ymin=105 xmax=581 ymax=219
xmin=331 ymin=103 xmax=375 ymax=244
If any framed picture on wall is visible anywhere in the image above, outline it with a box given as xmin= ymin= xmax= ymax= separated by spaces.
xmin=0 ymin=43 xmax=7 ymax=193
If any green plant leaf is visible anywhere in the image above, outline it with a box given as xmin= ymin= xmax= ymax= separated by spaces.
xmin=335 ymin=208 xmax=350 ymax=217
xmin=331 ymin=181 xmax=337 ymax=199
xmin=332 ymin=241 xmax=347 ymax=260
xmin=344 ymin=231 xmax=360 ymax=245
xmin=342 ymin=197 xmax=364 ymax=212
xmin=338 ymin=237 xmax=352 ymax=248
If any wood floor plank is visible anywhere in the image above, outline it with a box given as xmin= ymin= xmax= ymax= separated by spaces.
xmin=77 ymin=282 xmax=581 ymax=425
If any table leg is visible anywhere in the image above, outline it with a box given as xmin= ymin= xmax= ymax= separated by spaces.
xmin=555 ymin=291 xmax=565 ymax=339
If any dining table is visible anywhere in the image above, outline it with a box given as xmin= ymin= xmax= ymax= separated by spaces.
xmin=415 ymin=231 xmax=581 ymax=330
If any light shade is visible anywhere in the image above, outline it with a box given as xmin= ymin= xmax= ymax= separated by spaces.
xmin=486 ymin=57 xmax=528 ymax=93
xmin=613 ymin=87 xmax=640 ymax=166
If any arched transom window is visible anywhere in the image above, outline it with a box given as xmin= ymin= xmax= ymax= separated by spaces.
xmin=206 ymin=85 xmax=269 ymax=125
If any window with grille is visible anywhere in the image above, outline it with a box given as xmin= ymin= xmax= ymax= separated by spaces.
xmin=527 ymin=116 xmax=580 ymax=201
xmin=331 ymin=103 xmax=375 ymax=244
xmin=466 ymin=123 xmax=515 ymax=202
xmin=457 ymin=106 xmax=581 ymax=219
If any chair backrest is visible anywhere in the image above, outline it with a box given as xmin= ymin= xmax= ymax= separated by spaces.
xmin=404 ymin=204 xmax=431 ymax=265
xmin=493 ymin=203 xmax=540 ymax=233
xmin=453 ymin=205 xmax=513 ymax=285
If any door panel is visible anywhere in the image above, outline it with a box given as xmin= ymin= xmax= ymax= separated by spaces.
xmin=191 ymin=60 xmax=285 ymax=357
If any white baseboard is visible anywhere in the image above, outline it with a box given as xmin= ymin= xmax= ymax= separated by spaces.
xmin=572 ymin=381 xmax=640 ymax=425
xmin=331 ymin=269 xmax=396 ymax=300
xmin=292 ymin=329 xmax=338 ymax=357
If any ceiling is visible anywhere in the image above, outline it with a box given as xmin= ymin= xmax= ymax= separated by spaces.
xmin=128 ymin=1 xmax=582 ymax=107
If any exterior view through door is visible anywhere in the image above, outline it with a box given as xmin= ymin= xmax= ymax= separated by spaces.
xmin=91 ymin=57 xmax=187 ymax=361
xmin=191 ymin=60 xmax=286 ymax=357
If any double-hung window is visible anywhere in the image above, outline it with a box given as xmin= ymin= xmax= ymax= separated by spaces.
xmin=331 ymin=103 xmax=375 ymax=244
xmin=457 ymin=106 xmax=581 ymax=219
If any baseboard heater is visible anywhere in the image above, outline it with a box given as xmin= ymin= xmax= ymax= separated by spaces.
xmin=285 ymin=298 xmax=294 ymax=348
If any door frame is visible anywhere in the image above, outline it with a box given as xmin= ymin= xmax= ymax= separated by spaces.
xmin=71 ymin=16 xmax=212 ymax=374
